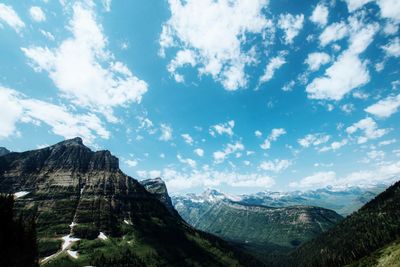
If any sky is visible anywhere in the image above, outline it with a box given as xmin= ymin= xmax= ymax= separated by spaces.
xmin=0 ymin=0 xmax=399 ymax=194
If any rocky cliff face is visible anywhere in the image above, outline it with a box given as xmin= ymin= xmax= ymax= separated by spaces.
xmin=0 ymin=138 xmax=254 ymax=266
xmin=140 ymin=177 xmax=179 ymax=217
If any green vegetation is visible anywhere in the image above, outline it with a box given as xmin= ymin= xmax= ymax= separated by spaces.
xmin=38 ymin=238 xmax=62 ymax=258
xmin=347 ymin=238 xmax=400 ymax=267
xmin=289 ymin=180 xmax=400 ymax=267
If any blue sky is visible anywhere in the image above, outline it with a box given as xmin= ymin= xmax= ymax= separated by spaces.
xmin=0 ymin=0 xmax=399 ymax=194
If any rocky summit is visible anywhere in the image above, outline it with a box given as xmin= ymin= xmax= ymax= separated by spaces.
xmin=0 ymin=138 xmax=257 ymax=267
xmin=140 ymin=177 xmax=179 ymax=217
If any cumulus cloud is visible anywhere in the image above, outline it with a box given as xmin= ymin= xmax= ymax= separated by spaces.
xmin=318 ymin=139 xmax=348 ymax=152
xmin=304 ymin=52 xmax=331 ymax=71
xmin=213 ymin=142 xmax=244 ymax=163
xmin=194 ymin=148 xmax=204 ymax=157
xmin=159 ymin=0 xmax=271 ymax=90
xmin=307 ymin=20 xmax=378 ymax=100
xmin=298 ymin=133 xmax=330 ymax=148
xmin=382 ymin=37 xmax=400 ymax=58
xmin=177 ymin=154 xmax=196 ymax=168
xmin=209 ymin=120 xmax=235 ymax=137
xmin=290 ymin=171 xmax=336 ymax=189
xmin=277 ymin=13 xmax=304 ymax=44
xmin=346 ymin=117 xmax=389 ymax=144
xmin=138 ymin=167 xmax=274 ymax=192
xmin=259 ymin=159 xmax=291 ymax=173
xmin=344 ymin=0 xmax=374 ymax=12
xmin=0 ymin=3 xmax=25 ymax=32
xmin=291 ymin=160 xmax=400 ymax=189
xmin=124 ymin=159 xmax=138 ymax=167
xmin=365 ymin=94 xmax=400 ymax=118
xmin=260 ymin=128 xmax=286 ymax=150
xmin=29 ymin=6 xmax=46 ymax=22
xmin=0 ymin=86 xmax=109 ymax=144
xmin=310 ymin=3 xmax=329 ymax=27
xmin=181 ymin=133 xmax=194 ymax=145
xmin=319 ymin=21 xmax=348 ymax=46
xmin=159 ymin=123 xmax=173 ymax=141
xmin=259 ymin=52 xmax=287 ymax=84
xmin=254 ymin=130 xmax=262 ymax=137
xmin=22 ymin=1 xmax=148 ymax=122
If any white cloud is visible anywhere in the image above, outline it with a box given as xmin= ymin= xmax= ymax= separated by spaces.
xmin=167 ymin=49 xmax=197 ymax=83
xmin=149 ymin=167 xmax=274 ymax=192
xmin=365 ymin=94 xmax=400 ymax=118
xmin=304 ymin=52 xmax=331 ymax=71
xmin=382 ymin=37 xmax=400 ymax=58
xmin=213 ymin=142 xmax=244 ymax=163
xmin=29 ymin=6 xmax=46 ymax=22
xmin=22 ymin=1 xmax=148 ymax=122
xmin=341 ymin=103 xmax=355 ymax=114
xmin=318 ymin=139 xmax=348 ymax=152
xmin=40 ymin=29 xmax=55 ymax=40
xmin=307 ymin=21 xmax=378 ymax=100
xmin=125 ymin=159 xmax=138 ymax=167
xmin=194 ymin=148 xmax=204 ymax=157
xmin=181 ymin=133 xmax=194 ymax=145
xmin=291 ymin=160 xmax=400 ymax=190
xmin=0 ymin=3 xmax=25 ymax=33
xmin=346 ymin=117 xmax=389 ymax=144
xmin=160 ymin=0 xmax=271 ymax=90
xmin=277 ymin=13 xmax=304 ymax=44
xmin=290 ymin=171 xmax=336 ymax=189
xmin=177 ymin=154 xmax=197 ymax=168
xmin=367 ymin=150 xmax=385 ymax=160
xmin=310 ymin=3 xmax=329 ymax=27
xmin=102 ymin=0 xmax=112 ymax=12
xmin=379 ymin=139 xmax=396 ymax=146
xmin=159 ymin=123 xmax=173 ymax=141
xmin=209 ymin=120 xmax=235 ymax=137
xmin=344 ymin=0 xmax=374 ymax=12
xmin=254 ymin=130 xmax=262 ymax=137
xmin=260 ymin=128 xmax=286 ymax=150
xmin=259 ymin=52 xmax=286 ymax=84
xmin=282 ymin=80 xmax=295 ymax=92
xmin=319 ymin=21 xmax=348 ymax=46
xmin=259 ymin=159 xmax=291 ymax=173
xmin=298 ymin=133 xmax=330 ymax=148
xmin=0 ymin=86 xmax=109 ymax=144
xmin=376 ymin=0 xmax=400 ymax=21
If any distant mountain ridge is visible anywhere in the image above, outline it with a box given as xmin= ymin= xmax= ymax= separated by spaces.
xmin=0 ymin=138 xmax=258 ymax=266
xmin=172 ymin=189 xmax=343 ymax=262
xmin=173 ymin=185 xmax=383 ymax=216
xmin=290 ymin=180 xmax=400 ymax=266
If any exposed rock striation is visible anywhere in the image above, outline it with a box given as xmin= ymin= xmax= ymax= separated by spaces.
xmin=0 ymin=138 xmax=254 ymax=266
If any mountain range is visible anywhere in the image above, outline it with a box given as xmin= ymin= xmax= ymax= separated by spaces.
xmin=0 ymin=138 xmax=399 ymax=267
xmin=0 ymin=138 xmax=257 ymax=266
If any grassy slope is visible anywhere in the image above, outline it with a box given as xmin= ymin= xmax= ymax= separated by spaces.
xmin=347 ymin=238 xmax=400 ymax=267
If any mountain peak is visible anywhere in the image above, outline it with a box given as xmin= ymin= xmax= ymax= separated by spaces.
xmin=55 ymin=137 xmax=84 ymax=146
xmin=0 ymin=147 xmax=10 ymax=157
xmin=140 ymin=177 xmax=178 ymax=216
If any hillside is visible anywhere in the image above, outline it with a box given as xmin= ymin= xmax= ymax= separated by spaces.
xmin=290 ymin=180 xmax=400 ymax=267
xmin=0 ymin=138 xmax=258 ymax=267
xmin=346 ymin=238 xmax=400 ymax=267
xmin=173 ymin=189 xmax=342 ymax=260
